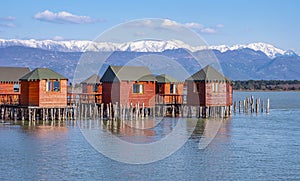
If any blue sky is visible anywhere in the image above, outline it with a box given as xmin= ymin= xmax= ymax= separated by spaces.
xmin=0 ymin=0 xmax=300 ymax=52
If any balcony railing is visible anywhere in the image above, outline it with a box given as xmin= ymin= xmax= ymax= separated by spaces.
xmin=67 ymin=93 xmax=102 ymax=105
xmin=0 ymin=94 xmax=20 ymax=105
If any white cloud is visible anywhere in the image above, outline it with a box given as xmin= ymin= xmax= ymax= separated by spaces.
xmin=33 ymin=10 xmax=101 ymax=24
xmin=0 ymin=23 xmax=16 ymax=28
xmin=125 ymin=19 xmax=154 ymax=28
xmin=161 ymin=19 xmax=180 ymax=27
xmin=52 ymin=36 xmax=64 ymax=41
xmin=160 ymin=20 xmax=223 ymax=34
xmin=184 ymin=22 xmax=223 ymax=34
xmin=185 ymin=22 xmax=204 ymax=29
xmin=216 ymin=24 xmax=224 ymax=28
xmin=0 ymin=16 xmax=16 ymax=28
xmin=201 ymin=27 xmax=217 ymax=34
xmin=0 ymin=16 xmax=15 ymax=21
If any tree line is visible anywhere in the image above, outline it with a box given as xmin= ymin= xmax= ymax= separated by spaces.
xmin=232 ymin=80 xmax=300 ymax=91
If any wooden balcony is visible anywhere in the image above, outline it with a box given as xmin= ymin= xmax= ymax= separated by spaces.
xmin=0 ymin=94 xmax=20 ymax=105
xmin=67 ymin=93 xmax=102 ymax=105
xmin=155 ymin=93 xmax=186 ymax=105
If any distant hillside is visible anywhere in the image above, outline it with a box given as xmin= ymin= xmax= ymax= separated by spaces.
xmin=233 ymin=80 xmax=300 ymax=91
xmin=0 ymin=40 xmax=300 ymax=81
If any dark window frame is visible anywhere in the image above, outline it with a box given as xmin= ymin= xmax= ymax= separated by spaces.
xmin=132 ymin=83 xmax=144 ymax=94
xmin=46 ymin=80 xmax=61 ymax=92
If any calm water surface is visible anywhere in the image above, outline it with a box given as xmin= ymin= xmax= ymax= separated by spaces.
xmin=0 ymin=92 xmax=300 ymax=180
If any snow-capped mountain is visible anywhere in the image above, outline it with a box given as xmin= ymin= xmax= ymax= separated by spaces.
xmin=0 ymin=41 xmax=300 ymax=80
xmin=0 ymin=39 xmax=295 ymax=58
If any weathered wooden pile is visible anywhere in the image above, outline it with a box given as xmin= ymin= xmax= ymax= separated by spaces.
xmin=233 ymin=96 xmax=270 ymax=114
xmin=0 ymin=102 xmax=232 ymax=122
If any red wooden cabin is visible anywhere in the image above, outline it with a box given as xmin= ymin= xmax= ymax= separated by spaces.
xmin=79 ymin=74 xmax=102 ymax=103
xmin=100 ymin=66 xmax=156 ymax=107
xmin=81 ymin=74 xmax=102 ymax=94
xmin=155 ymin=74 xmax=184 ymax=104
xmin=0 ymin=67 xmax=30 ymax=105
xmin=186 ymin=65 xmax=232 ymax=106
xmin=19 ymin=68 xmax=68 ymax=108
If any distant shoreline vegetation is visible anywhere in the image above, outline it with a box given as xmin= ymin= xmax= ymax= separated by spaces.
xmin=232 ymin=80 xmax=300 ymax=91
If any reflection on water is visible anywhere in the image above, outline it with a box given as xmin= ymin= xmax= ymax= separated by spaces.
xmin=1 ymin=91 xmax=299 ymax=180
xmin=76 ymin=117 xmax=229 ymax=149
xmin=76 ymin=117 xmax=229 ymax=164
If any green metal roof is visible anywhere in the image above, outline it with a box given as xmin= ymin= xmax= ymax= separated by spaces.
xmin=0 ymin=66 xmax=30 ymax=82
xmin=20 ymin=68 xmax=67 ymax=81
xmin=81 ymin=74 xmax=101 ymax=84
xmin=100 ymin=66 xmax=156 ymax=82
xmin=156 ymin=74 xmax=180 ymax=83
xmin=186 ymin=65 xmax=231 ymax=82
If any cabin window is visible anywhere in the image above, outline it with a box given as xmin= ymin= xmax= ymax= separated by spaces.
xmin=193 ymin=83 xmax=201 ymax=93
xmin=93 ymin=84 xmax=98 ymax=92
xmin=13 ymin=84 xmax=19 ymax=92
xmin=133 ymin=84 xmax=143 ymax=94
xmin=157 ymin=84 xmax=163 ymax=94
xmin=170 ymin=84 xmax=177 ymax=94
xmin=46 ymin=80 xmax=61 ymax=92
xmin=212 ymin=83 xmax=219 ymax=93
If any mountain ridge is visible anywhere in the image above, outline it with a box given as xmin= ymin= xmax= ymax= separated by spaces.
xmin=0 ymin=39 xmax=295 ymax=58
xmin=0 ymin=45 xmax=299 ymax=81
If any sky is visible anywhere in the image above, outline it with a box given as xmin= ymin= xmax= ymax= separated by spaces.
xmin=0 ymin=0 xmax=300 ymax=52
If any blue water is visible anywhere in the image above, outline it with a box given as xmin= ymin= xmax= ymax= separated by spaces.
xmin=0 ymin=92 xmax=300 ymax=180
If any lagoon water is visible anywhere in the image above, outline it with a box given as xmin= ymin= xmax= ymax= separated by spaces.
xmin=1 ymin=92 xmax=300 ymax=180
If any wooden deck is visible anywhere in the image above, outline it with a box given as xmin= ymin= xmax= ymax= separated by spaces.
xmin=0 ymin=94 xmax=19 ymax=105
xmin=155 ymin=94 xmax=186 ymax=105
xmin=67 ymin=93 xmax=102 ymax=105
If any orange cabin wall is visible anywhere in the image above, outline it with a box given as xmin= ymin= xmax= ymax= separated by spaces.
xmin=187 ymin=81 xmax=232 ymax=106
xmin=20 ymin=81 xmax=39 ymax=106
xmin=102 ymin=81 xmax=156 ymax=107
xmin=205 ymin=82 xmax=228 ymax=106
xmin=226 ymin=83 xmax=233 ymax=105
xmin=0 ymin=82 xmax=21 ymax=105
xmin=102 ymin=82 xmax=120 ymax=105
xmin=82 ymin=83 xmax=102 ymax=94
xmin=20 ymin=79 xmax=68 ymax=107
xmin=0 ymin=82 xmax=20 ymax=95
xmin=39 ymin=80 xmax=68 ymax=107
xmin=156 ymin=83 xmax=184 ymax=104
xmin=186 ymin=82 xmax=205 ymax=106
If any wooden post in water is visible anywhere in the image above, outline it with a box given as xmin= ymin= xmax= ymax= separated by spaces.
xmin=137 ymin=103 xmax=140 ymax=118
xmin=233 ymin=101 xmax=236 ymax=113
xmin=21 ymin=108 xmax=25 ymax=121
xmin=266 ymin=98 xmax=270 ymax=114
xmin=73 ymin=106 xmax=77 ymax=120
xmin=106 ymin=103 xmax=110 ymax=120
xmin=157 ymin=105 xmax=161 ymax=117
xmin=255 ymin=98 xmax=260 ymax=113
xmin=251 ymin=96 xmax=254 ymax=113
xmin=109 ymin=103 xmax=112 ymax=120
xmin=141 ymin=103 xmax=145 ymax=119
xmin=28 ymin=108 xmax=32 ymax=121
xmin=89 ymin=104 xmax=92 ymax=118
xmin=13 ymin=108 xmax=17 ymax=121
xmin=205 ymin=107 xmax=209 ymax=118
xmin=84 ymin=104 xmax=88 ymax=119
xmin=58 ymin=108 xmax=61 ymax=121
xmin=129 ymin=104 xmax=133 ymax=120
xmin=172 ymin=105 xmax=175 ymax=117
xmin=113 ymin=103 xmax=117 ymax=121
xmin=50 ymin=108 xmax=54 ymax=121
xmin=99 ymin=103 xmax=103 ymax=120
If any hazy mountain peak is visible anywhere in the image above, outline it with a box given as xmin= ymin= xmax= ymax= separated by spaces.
xmin=0 ymin=39 xmax=294 ymax=58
